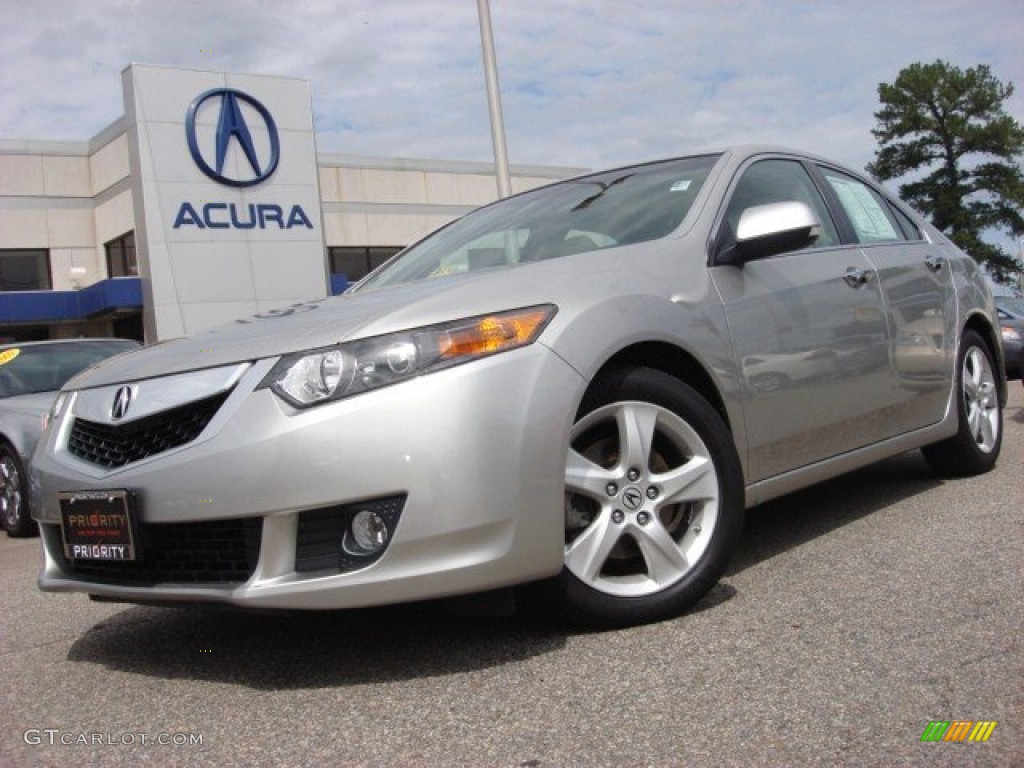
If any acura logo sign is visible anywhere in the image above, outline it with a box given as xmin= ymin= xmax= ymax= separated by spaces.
xmin=111 ymin=386 xmax=135 ymax=421
xmin=185 ymin=88 xmax=280 ymax=187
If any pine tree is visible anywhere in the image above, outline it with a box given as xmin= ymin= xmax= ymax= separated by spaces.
xmin=867 ymin=60 xmax=1024 ymax=283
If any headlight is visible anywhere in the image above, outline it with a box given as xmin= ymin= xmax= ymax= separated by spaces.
xmin=261 ymin=305 xmax=556 ymax=408
xmin=1001 ymin=326 xmax=1022 ymax=342
xmin=42 ymin=392 xmax=69 ymax=433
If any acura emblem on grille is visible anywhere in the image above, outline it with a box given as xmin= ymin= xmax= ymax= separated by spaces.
xmin=111 ymin=386 xmax=134 ymax=420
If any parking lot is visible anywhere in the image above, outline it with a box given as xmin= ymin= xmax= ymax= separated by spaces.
xmin=1 ymin=385 xmax=1021 ymax=767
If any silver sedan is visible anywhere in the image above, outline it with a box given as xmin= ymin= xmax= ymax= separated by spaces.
xmin=30 ymin=146 xmax=1005 ymax=626
xmin=1 ymin=339 xmax=139 ymax=537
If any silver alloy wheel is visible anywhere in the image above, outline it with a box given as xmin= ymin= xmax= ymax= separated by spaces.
xmin=0 ymin=454 xmax=23 ymax=529
xmin=963 ymin=345 xmax=999 ymax=453
xmin=564 ymin=400 xmax=720 ymax=598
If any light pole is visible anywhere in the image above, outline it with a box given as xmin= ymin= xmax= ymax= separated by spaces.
xmin=477 ymin=0 xmax=512 ymax=199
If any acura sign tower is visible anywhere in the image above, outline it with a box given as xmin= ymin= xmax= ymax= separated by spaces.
xmin=123 ymin=64 xmax=327 ymax=341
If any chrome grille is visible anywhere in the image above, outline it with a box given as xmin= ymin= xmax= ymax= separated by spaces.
xmin=68 ymin=391 xmax=230 ymax=468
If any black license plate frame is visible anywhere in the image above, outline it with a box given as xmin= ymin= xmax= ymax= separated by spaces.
xmin=59 ymin=490 xmax=138 ymax=561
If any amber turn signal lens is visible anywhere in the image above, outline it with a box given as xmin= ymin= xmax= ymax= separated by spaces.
xmin=439 ymin=308 xmax=552 ymax=360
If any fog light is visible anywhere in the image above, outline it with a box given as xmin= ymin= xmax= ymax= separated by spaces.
xmin=350 ymin=510 xmax=389 ymax=553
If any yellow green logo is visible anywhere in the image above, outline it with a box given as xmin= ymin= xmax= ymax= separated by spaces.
xmin=920 ymin=720 xmax=997 ymax=742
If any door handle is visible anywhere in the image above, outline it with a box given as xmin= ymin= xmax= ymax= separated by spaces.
xmin=843 ymin=267 xmax=871 ymax=289
xmin=925 ymin=255 xmax=945 ymax=272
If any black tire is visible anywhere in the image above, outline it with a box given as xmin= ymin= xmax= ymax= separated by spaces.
xmin=921 ymin=330 xmax=1002 ymax=478
xmin=0 ymin=443 xmax=36 ymax=538
xmin=556 ymin=367 xmax=743 ymax=627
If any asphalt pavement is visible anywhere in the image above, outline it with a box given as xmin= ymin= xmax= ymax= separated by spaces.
xmin=1 ymin=386 xmax=1021 ymax=767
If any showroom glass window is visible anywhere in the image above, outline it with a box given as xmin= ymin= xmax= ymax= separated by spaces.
xmin=0 ymin=249 xmax=51 ymax=291
xmin=105 ymin=232 xmax=138 ymax=277
xmin=720 ymin=159 xmax=839 ymax=252
xmin=329 ymin=246 xmax=403 ymax=282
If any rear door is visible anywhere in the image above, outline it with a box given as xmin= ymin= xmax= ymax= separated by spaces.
xmin=815 ymin=166 xmax=954 ymax=433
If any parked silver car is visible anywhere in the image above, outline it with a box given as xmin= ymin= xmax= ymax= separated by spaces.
xmin=0 ymin=339 xmax=139 ymax=536
xmin=30 ymin=147 xmax=1005 ymax=626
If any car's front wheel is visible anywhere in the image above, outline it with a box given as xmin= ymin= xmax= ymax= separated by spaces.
xmin=921 ymin=330 xmax=1002 ymax=478
xmin=0 ymin=444 xmax=35 ymax=538
xmin=559 ymin=368 xmax=743 ymax=627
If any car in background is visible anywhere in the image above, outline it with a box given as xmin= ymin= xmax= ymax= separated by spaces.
xmin=994 ymin=299 xmax=1024 ymax=380
xmin=995 ymin=296 xmax=1024 ymax=316
xmin=0 ymin=339 xmax=139 ymax=536
xmin=29 ymin=147 xmax=1006 ymax=627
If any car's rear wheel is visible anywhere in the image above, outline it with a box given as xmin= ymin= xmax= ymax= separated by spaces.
xmin=0 ymin=444 xmax=35 ymax=538
xmin=921 ymin=330 xmax=1002 ymax=477
xmin=559 ymin=368 xmax=743 ymax=627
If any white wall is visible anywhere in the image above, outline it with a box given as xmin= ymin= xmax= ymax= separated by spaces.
xmin=123 ymin=64 xmax=327 ymax=341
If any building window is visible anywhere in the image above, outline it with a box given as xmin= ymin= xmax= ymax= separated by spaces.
xmin=105 ymin=231 xmax=138 ymax=277
xmin=328 ymin=246 xmax=403 ymax=282
xmin=0 ymin=249 xmax=51 ymax=291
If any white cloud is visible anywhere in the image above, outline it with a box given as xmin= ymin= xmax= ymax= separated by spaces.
xmin=0 ymin=0 xmax=1020 ymax=179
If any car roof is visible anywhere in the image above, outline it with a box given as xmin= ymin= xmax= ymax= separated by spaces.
xmin=544 ymin=144 xmax=877 ymax=201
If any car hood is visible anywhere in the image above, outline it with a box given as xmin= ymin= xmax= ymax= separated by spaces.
xmin=66 ymin=261 xmax=592 ymax=389
xmin=0 ymin=390 xmax=56 ymax=416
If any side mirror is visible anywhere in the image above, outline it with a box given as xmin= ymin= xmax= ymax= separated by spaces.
xmin=718 ymin=201 xmax=822 ymax=265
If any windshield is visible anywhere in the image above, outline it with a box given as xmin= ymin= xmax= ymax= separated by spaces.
xmin=0 ymin=340 xmax=139 ymax=398
xmin=357 ymin=154 xmax=720 ymax=291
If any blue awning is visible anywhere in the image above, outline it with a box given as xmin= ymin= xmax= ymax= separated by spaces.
xmin=1 ymin=275 xmax=351 ymax=324
xmin=0 ymin=278 xmax=142 ymax=324
xmin=330 ymin=274 xmax=349 ymax=295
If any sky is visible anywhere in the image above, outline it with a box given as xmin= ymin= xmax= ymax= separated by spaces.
xmin=1 ymin=0 xmax=1022 ymax=182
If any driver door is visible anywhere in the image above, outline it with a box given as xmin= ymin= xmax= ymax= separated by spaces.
xmin=710 ymin=158 xmax=892 ymax=482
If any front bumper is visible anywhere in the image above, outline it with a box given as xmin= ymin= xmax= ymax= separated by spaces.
xmin=32 ymin=345 xmax=583 ymax=609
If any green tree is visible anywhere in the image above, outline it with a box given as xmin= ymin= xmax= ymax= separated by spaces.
xmin=867 ymin=60 xmax=1024 ymax=283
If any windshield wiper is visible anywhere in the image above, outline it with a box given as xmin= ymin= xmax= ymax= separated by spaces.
xmin=571 ymin=174 xmax=634 ymax=211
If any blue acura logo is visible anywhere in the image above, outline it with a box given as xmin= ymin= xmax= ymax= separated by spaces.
xmin=185 ymin=88 xmax=280 ymax=187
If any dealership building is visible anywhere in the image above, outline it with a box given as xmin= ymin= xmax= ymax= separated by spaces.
xmin=0 ymin=64 xmax=581 ymax=343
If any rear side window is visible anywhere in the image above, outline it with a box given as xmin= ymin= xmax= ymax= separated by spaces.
xmin=887 ymin=203 xmax=923 ymax=241
xmin=821 ymin=170 xmax=906 ymax=243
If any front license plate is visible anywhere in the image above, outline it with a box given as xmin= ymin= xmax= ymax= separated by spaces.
xmin=59 ymin=490 xmax=137 ymax=561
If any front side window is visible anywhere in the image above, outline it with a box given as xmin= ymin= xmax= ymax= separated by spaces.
xmin=821 ymin=170 xmax=905 ymax=244
xmin=0 ymin=249 xmax=51 ymax=291
xmin=718 ymin=159 xmax=840 ymax=254
xmin=357 ymin=155 xmax=720 ymax=291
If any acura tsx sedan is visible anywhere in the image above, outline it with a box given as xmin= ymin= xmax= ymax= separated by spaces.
xmin=30 ymin=146 xmax=1005 ymax=627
